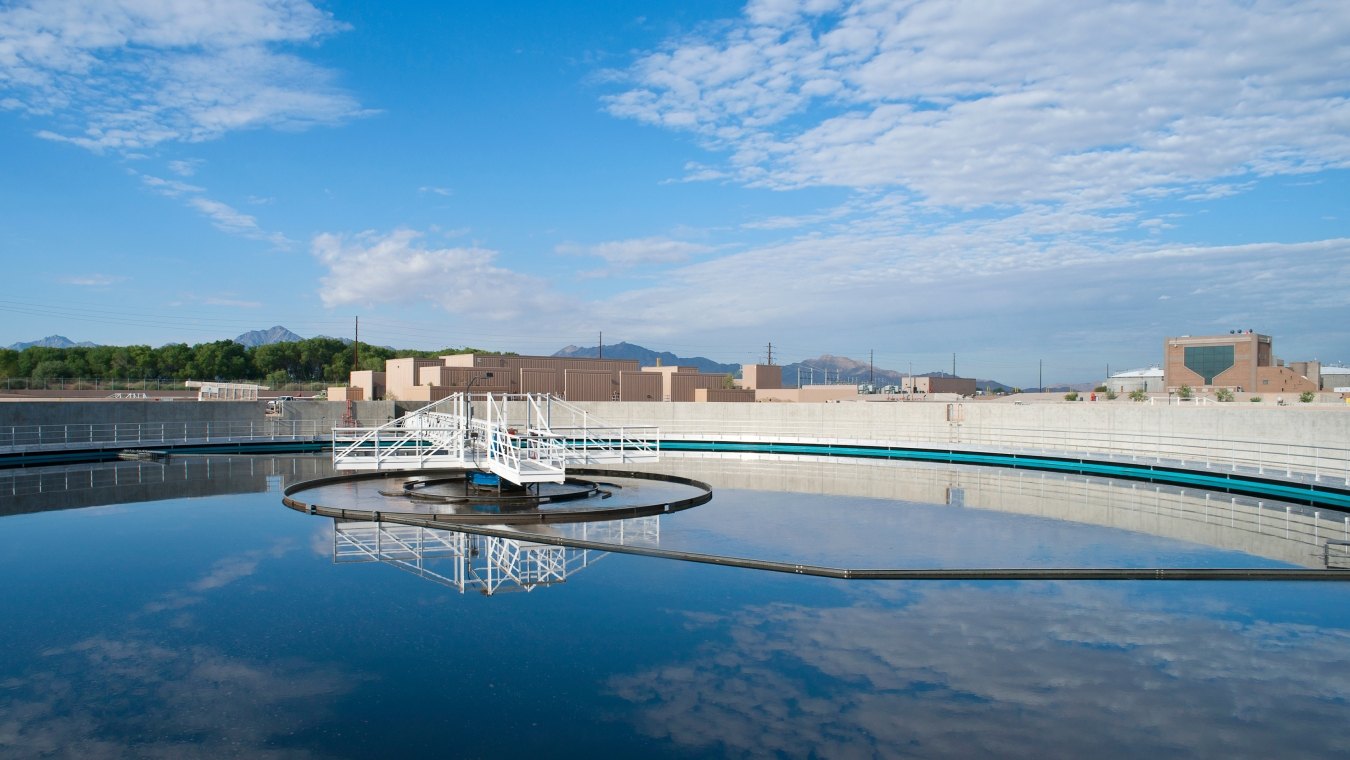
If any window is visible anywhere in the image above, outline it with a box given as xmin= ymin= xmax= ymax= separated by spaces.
xmin=1184 ymin=345 xmax=1235 ymax=384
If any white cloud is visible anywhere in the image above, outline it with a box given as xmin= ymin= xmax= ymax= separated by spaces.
xmin=419 ymin=185 xmax=452 ymax=196
xmin=61 ymin=273 xmax=125 ymax=287
xmin=610 ymin=585 xmax=1350 ymax=757
xmin=167 ymin=158 xmax=201 ymax=177
xmin=313 ymin=228 xmax=565 ymax=318
xmin=558 ymin=236 xmax=714 ymax=267
xmin=188 ymin=196 xmax=290 ymax=246
xmin=136 ymin=170 xmax=290 ymax=246
xmin=137 ymin=173 xmax=204 ymax=198
xmin=0 ymin=0 xmax=369 ymax=151
xmin=608 ymin=0 xmax=1350 ymax=206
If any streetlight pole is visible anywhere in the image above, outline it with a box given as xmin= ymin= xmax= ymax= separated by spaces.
xmin=464 ymin=372 xmax=494 ymax=469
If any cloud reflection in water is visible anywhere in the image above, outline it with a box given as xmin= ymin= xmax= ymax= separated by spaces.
xmin=610 ymin=583 xmax=1350 ymax=757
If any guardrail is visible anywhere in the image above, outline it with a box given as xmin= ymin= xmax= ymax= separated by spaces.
xmin=605 ymin=416 xmax=1350 ymax=486
xmin=0 ymin=420 xmax=329 ymax=454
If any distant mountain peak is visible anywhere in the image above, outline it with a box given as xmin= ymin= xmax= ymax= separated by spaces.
xmin=233 ymin=325 xmax=305 ymax=347
xmin=6 ymin=335 xmax=99 ymax=350
xmin=553 ymin=341 xmax=739 ymax=375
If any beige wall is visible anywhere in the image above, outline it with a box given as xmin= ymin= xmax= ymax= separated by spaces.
xmin=349 ymin=371 xmax=385 ymax=400
xmin=384 ymin=358 xmax=442 ymax=401
xmin=327 ymin=386 xmax=362 ymax=401
xmin=753 ymin=385 xmax=860 ymax=403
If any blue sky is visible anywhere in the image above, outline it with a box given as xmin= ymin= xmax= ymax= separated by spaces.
xmin=1 ymin=0 xmax=1347 ymax=385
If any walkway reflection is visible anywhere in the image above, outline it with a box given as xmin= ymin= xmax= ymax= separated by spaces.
xmin=330 ymin=516 xmax=660 ymax=595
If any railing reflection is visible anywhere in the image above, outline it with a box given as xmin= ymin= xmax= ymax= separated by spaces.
xmin=331 ymin=516 xmax=660 ymax=595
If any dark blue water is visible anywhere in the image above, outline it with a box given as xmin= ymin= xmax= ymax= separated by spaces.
xmin=2 ymin=455 xmax=1348 ymax=758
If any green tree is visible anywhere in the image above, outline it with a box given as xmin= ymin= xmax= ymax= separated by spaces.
xmin=1177 ymin=385 xmax=1193 ymax=399
xmin=156 ymin=343 xmax=194 ymax=379
xmin=1215 ymin=388 xmax=1234 ymax=402
xmin=263 ymin=369 xmax=292 ymax=390
xmin=1129 ymin=389 xmax=1147 ymax=402
xmin=30 ymin=359 xmax=73 ymax=388
xmin=0 ymin=348 xmax=20 ymax=379
xmin=187 ymin=341 xmax=250 ymax=381
xmin=1299 ymin=391 xmax=1315 ymax=403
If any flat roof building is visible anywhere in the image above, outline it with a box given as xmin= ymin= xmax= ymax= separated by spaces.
xmin=1163 ymin=332 xmax=1315 ymax=393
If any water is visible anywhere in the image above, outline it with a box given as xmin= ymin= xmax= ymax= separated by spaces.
xmin=2 ymin=454 xmax=1349 ymax=758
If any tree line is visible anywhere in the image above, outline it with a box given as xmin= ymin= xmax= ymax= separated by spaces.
xmin=0 ymin=339 xmax=500 ymax=388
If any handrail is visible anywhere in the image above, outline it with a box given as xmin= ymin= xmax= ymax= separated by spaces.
xmin=0 ymin=419 xmax=329 ymax=454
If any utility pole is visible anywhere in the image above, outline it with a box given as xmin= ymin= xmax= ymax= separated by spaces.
xmin=353 ymin=316 xmax=359 ymax=371
xmin=869 ymin=350 xmax=874 ymax=385
xmin=599 ymin=331 xmax=603 ymax=359
xmin=1039 ymin=359 xmax=1043 ymax=391
xmin=952 ymin=353 xmax=956 ymax=378
xmin=766 ymin=341 xmax=774 ymax=366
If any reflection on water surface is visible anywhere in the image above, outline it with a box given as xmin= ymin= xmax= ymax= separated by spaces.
xmin=1 ymin=453 xmax=1348 ymax=757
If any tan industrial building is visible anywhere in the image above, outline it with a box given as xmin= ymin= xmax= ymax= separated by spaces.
xmin=902 ymin=376 xmax=978 ymax=395
xmin=1163 ymin=332 xmax=1316 ymax=393
xmin=331 ymin=353 xmax=741 ymax=403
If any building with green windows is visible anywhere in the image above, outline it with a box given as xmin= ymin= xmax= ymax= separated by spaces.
xmin=1164 ymin=332 xmax=1316 ymax=394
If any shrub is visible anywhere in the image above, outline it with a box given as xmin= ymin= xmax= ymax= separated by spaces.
xmin=1105 ymin=389 xmax=1118 ymax=400
xmin=1094 ymin=385 xmax=1108 ymax=393
xmin=1129 ymin=389 xmax=1147 ymax=402
xmin=1300 ymin=391 xmax=1315 ymax=403
xmin=1177 ymin=385 xmax=1193 ymax=399
xmin=1064 ymin=391 xmax=1079 ymax=401
xmin=1215 ymin=388 xmax=1234 ymax=402
xmin=1250 ymin=396 xmax=1262 ymax=403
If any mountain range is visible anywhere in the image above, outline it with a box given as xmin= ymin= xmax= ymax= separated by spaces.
xmin=7 ymin=328 xmax=1055 ymax=390
xmin=553 ymin=342 xmax=740 ymax=375
xmin=778 ymin=354 xmax=1014 ymax=393
xmin=5 ymin=335 xmax=100 ymax=351
xmin=233 ymin=325 xmax=306 ymax=347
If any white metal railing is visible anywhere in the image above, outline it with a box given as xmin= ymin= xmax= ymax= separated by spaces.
xmin=332 ymin=393 xmax=658 ymax=481
xmin=587 ymin=415 xmax=1350 ymax=486
xmin=0 ymin=420 xmax=328 ymax=454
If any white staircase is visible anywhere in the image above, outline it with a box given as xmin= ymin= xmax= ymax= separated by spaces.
xmin=332 ymin=393 xmax=658 ymax=484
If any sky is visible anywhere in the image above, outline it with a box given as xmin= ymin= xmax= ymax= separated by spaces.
xmin=1 ymin=0 xmax=1347 ymax=386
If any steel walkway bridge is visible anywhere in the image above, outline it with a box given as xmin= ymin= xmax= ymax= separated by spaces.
xmin=331 ymin=393 xmax=659 ymax=484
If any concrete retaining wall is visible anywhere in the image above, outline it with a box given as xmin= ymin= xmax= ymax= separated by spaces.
xmin=574 ymin=401 xmax=1350 ymax=481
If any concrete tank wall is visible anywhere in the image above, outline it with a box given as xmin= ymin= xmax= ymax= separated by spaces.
xmin=572 ymin=401 xmax=1350 ymax=479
